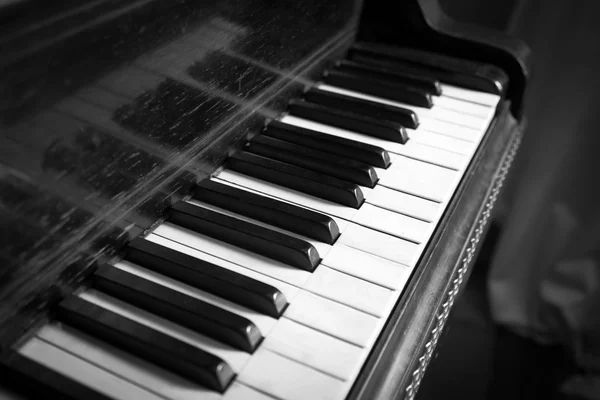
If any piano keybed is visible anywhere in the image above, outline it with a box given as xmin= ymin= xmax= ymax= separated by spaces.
xmin=2 ymin=43 xmax=504 ymax=400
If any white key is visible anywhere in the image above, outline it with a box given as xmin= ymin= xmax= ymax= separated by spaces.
xmin=153 ymin=223 xmax=311 ymax=288
xmin=77 ymin=287 xmax=251 ymax=373
xmin=262 ymin=318 xmax=363 ymax=381
xmin=358 ymin=185 xmax=373 ymax=199
xmin=315 ymin=84 xmax=488 ymax=130
xmin=339 ymin=223 xmax=421 ymax=267
xmin=395 ymin=140 xmax=467 ymax=170
xmin=322 ymin=245 xmax=410 ymax=291
xmin=37 ymin=324 xmax=221 ymax=400
xmin=238 ymin=348 xmax=345 ymax=400
xmin=186 ymin=199 xmax=332 ymax=258
xmin=215 ymin=171 xmax=358 ymax=221
xmin=378 ymin=156 xmax=459 ymax=203
xmin=354 ymin=203 xmax=431 ymax=244
xmin=212 ymin=177 xmax=351 ymax=234
xmin=439 ymin=83 xmax=501 ymax=107
xmin=280 ymin=115 xmax=466 ymax=171
xmin=408 ymin=129 xmax=476 ymax=156
xmin=303 ymin=266 xmax=394 ymax=317
xmin=224 ymin=383 xmax=276 ymax=400
xmin=418 ymin=118 xmax=482 ymax=142
xmin=367 ymin=185 xmax=440 ymax=223
xmin=432 ymin=95 xmax=492 ymax=118
xmin=284 ymin=291 xmax=379 ymax=347
xmin=144 ymin=235 xmax=300 ymax=302
xmin=108 ymin=261 xmax=279 ymax=336
xmin=19 ymin=338 xmax=165 ymax=400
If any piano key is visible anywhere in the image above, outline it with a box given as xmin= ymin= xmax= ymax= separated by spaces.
xmin=125 ymin=239 xmax=287 ymax=318
xmin=143 ymin=233 xmax=299 ymax=301
xmin=265 ymin=120 xmax=391 ymax=168
xmin=334 ymin=60 xmax=442 ymax=95
xmin=93 ymin=265 xmax=262 ymax=353
xmin=394 ymin=140 xmax=466 ymax=171
xmin=209 ymin=178 xmax=352 ymax=234
xmin=367 ymin=185 xmax=440 ymax=223
xmin=432 ymin=95 xmax=494 ymax=119
xmin=348 ymin=44 xmax=504 ymax=95
xmin=353 ymin=203 xmax=431 ymax=244
xmin=261 ymin=318 xmax=363 ymax=381
xmin=36 ymin=324 xmax=227 ymax=400
xmin=110 ymin=260 xmax=280 ymax=336
xmin=187 ymin=199 xmax=332 ymax=259
xmin=303 ymin=266 xmax=394 ymax=317
xmin=194 ymin=179 xmax=340 ymax=244
xmin=333 ymin=60 xmax=497 ymax=121
xmin=280 ymin=115 xmax=467 ymax=171
xmin=378 ymin=156 xmax=459 ymax=203
xmin=57 ymin=294 xmax=234 ymax=392
xmin=224 ymin=383 xmax=277 ymax=400
xmin=215 ymin=171 xmax=359 ymax=221
xmin=238 ymin=348 xmax=345 ymax=400
xmin=3 ymin=351 xmax=116 ymax=400
xmin=440 ymin=83 xmax=501 ymax=107
xmin=418 ymin=118 xmax=482 ymax=142
xmin=152 ymin=222 xmax=312 ymax=288
xmin=321 ymin=245 xmax=410 ymax=291
xmin=288 ymin=99 xmax=409 ymax=144
xmin=408 ymin=130 xmax=476 ymax=156
xmin=316 ymin=83 xmax=488 ymax=131
xmin=18 ymin=338 xmax=165 ymax=400
xmin=283 ymin=291 xmax=379 ymax=347
xmin=322 ymin=69 xmax=433 ymax=108
xmin=303 ymin=87 xmax=419 ymax=129
xmin=75 ymin=288 xmax=251 ymax=374
xmin=339 ymin=223 xmax=421 ymax=267
xmin=248 ymin=135 xmax=378 ymax=188
xmin=228 ymin=151 xmax=364 ymax=209
xmin=170 ymin=201 xmax=320 ymax=272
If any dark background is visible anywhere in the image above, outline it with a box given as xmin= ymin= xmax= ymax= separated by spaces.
xmin=418 ymin=1 xmax=600 ymax=399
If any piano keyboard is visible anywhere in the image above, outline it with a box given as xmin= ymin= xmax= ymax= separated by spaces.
xmin=5 ymin=48 xmax=501 ymax=400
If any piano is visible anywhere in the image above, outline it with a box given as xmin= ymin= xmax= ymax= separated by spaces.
xmin=0 ymin=0 xmax=530 ymax=399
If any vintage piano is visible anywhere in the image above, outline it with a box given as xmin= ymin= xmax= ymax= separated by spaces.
xmin=0 ymin=0 xmax=530 ymax=398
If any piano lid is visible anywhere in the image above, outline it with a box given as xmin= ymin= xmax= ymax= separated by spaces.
xmin=0 ymin=0 xmax=361 ymax=331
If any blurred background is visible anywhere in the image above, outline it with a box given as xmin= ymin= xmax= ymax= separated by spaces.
xmin=417 ymin=1 xmax=600 ymax=399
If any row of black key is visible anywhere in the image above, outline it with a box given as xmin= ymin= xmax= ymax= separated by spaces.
xmin=347 ymin=42 xmax=508 ymax=95
xmin=226 ymin=43 xmax=504 ymax=210
xmin=32 ymin=165 xmax=357 ymax=393
xmin=5 ymin=41 xmax=506 ymax=399
xmin=31 ymin=118 xmax=397 ymax=393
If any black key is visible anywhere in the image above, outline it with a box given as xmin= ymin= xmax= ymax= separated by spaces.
xmin=304 ymin=87 xmax=419 ymax=129
xmin=322 ymin=69 xmax=433 ymax=108
xmin=194 ymin=180 xmax=339 ymax=244
xmin=126 ymin=238 xmax=287 ymax=317
xmin=264 ymin=121 xmax=391 ymax=168
xmin=2 ymin=353 xmax=113 ymax=400
xmin=57 ymin=295 xmax=235 ymax=393
xmin=170 ymin=201 xmax=320 ymax=271
xmin=248 ymin=135 xmax=378 ymax=188
xmin=334 ymin=60 xmax=442 ymax=96
xmin=288 ymin=100 xmax=409 ymax=144
xmin=349 ymin=43 xmax=506 ymax=95
xmin=228 ymin=151 xmax=364 ymax=209
xmin=94 ymin=265 xmax=262 ymax=352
